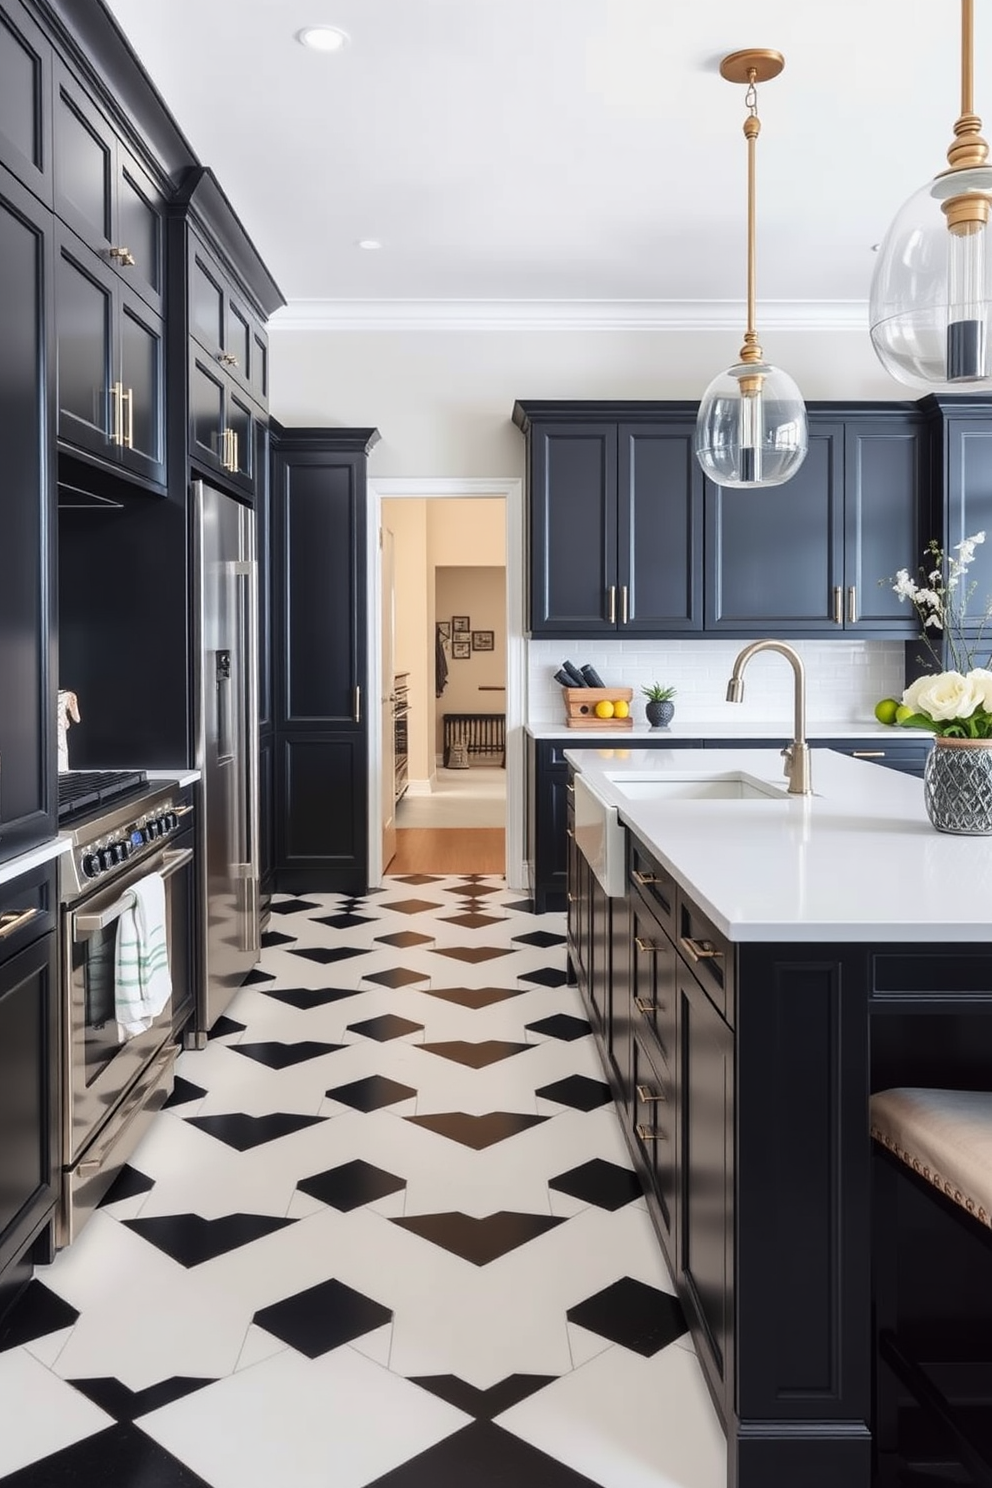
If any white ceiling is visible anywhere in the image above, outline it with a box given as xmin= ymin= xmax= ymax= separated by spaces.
xmin=103 ymin=0 xmax=990 ymax=325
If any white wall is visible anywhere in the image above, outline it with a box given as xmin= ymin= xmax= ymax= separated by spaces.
xmin=381 ymin=498 xmax=431 ymax=781
xmin=436 ymin=566 xmax=507 ymax=755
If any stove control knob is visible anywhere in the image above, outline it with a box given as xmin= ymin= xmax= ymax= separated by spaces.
xmin=163 ymin=812 xmax=178 ymax=832
xmin=81 ymin=852 xmax=101 ymax=878
xmin=112 ymin=841 xmax=129 ymax=864
xmin=98 ymin=847 xmax=115 ymax=871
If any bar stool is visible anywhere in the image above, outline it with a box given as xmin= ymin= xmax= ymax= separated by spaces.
xmin=870 ymin=1087 xmax=992 ymax=1486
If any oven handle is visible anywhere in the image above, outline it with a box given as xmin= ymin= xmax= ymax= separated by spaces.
xmin=72 ymin=847 xmax=194 ymax=939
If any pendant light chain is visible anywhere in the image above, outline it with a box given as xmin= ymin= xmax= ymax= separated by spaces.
xmin=740 ymin=70 xmax=763 ymax=369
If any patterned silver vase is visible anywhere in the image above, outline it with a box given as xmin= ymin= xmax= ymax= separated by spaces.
xmin=923 ymin=737 xmax=992 ymax=835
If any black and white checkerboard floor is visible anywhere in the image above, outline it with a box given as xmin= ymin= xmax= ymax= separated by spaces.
xmin=0 ymin=876 xmax=725 ymax=1487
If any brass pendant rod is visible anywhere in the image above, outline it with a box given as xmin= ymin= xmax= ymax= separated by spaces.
xmin=746 ymin=103 xmax=758 ymax=348
xmin=962 ymin=0 xmax=973 ymax=118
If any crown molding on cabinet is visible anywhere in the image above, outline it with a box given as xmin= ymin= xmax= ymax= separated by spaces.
xmin=268 ymin=298 xmax=869 ymax=333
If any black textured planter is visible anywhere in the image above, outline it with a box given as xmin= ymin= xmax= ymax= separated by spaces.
xmin=645 ymin=700 xmax=675 ymax=728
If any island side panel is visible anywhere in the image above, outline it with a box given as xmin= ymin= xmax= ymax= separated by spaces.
xmin=732 ymin=943 xmax=872 ymax=1488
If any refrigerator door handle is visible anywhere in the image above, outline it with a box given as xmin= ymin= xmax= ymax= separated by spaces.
xmin=239 ymin=549 xmax=261 ymax=955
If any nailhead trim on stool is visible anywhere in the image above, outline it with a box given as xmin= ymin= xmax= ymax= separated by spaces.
xmin=870 ymin=1086 xmax=992 ymax=1228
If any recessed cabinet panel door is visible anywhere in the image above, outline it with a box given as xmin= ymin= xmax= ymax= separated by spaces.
xmin=530 ymin=424 xmax=618 ymax=633
xmin=843 ymin=420 xmax=922 ymax=631
xmin=227 ymin=301 xmax=251 ymax=387
xmin=56 ymin=233 xmax=113 ymax=457
xmin=119 ymin=290 xmax=165 ymax=485
xmin=189 ymin=352 xmax=225 ymax=471
xmin=947 ymin=419 xmax=992 ymax=632
xmin=280 ymin=460 xmax=361 ymax=725
xmin=0 ymin=178 xmax=52 ymax=848
xmin=251 ymin=331 xmax=268 ymax=404
xmin=117 ymin=149 xmax=163 ymax=312
xmin=190 ymin=247 xmax=224 ymax=355
xmin=54 ymin=75 xmax=112 ymax=248
xmin=705 ymin=423 xmax=844 ymax=631
xmin=619 ymin=423 xmax=703 ymax=632
xmin=279 ymin=736 xmax=365 ymax=869
xmin=227 ymin=390 xmax=253 ymax=485
xmin=0 ymin=933 xmax=57 ymax=1272
xmin=0 ymin=2 xmax=51 ymax=200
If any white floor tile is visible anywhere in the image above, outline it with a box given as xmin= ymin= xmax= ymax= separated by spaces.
xmin=0 ymin=1348 xmax=112 ymax=1476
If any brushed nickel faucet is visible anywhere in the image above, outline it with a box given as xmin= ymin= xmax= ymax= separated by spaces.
xmin=726 ymin=640 xmax=812 ymax=795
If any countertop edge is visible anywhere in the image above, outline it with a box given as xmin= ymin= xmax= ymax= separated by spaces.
xmin=0 ymin=836 xmax=72 ymax=887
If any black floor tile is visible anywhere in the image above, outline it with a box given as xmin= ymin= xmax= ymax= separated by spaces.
xmin=431 ymin=946 xmax=513 ymax=965
xmin=525 ymin=1014 xmax=592 ymax=1042
xmin=0 ymin=1281 xmax=78 ymax=1354
xmin=269 ymin=897 xmax=321 ymax=914
xmin=513 ymin=930 xmax=567 ymax=949
xmin=410 ymin=1373 xmax=556 ymax=1420
xmin=0 ymin=1422 xmax=213 ymax=1486
xmin=253 ymin=1277 xmax=392 ymax=1358
xmin=379 ymin=898 xmax=444 ymax=915
xmin=438 ymin=912 xmax=504 ymax=929
xmin=452 ymin=882 xmax=501 ymax=896
xmin=404 ymin=1112 xmax=547 ymax=1150
xmin=363 ymin=968 xmax=430 ymax=988
xmin=392 ymin=1210 xmax=565 ymax=1265
xmin=518 ymin=967 xmax=570 ymax=988
xmin=261 ymin=929 xmax=295 ymax=948
xmin=374 ymin=930 xmax=435 ymax=948
xmin=260 ymin=985 xmax=362 ymax=1010
xmin=391 ymin=874 xmax=442 ymax=884
xmin=310 ymin=912 xmax=376 ymax=930
xmin=163 ymin=1078 xmax=208 ymax=1109
xmin=184 ymin=1111 xmax=327 ymax=1150
xmin=549 ymin=1158 xmax=642 ymax=1212
xmin=289 ymin=946 xmax=370 ymax=966
xmin=297 ymin=1159 xmax=406 ymax=1211
xmin=208 ymin=1015 xmax=246 ymax=1039
xmin=419 ymin=985 xmax=523 ymax=1010
xmin=420 ymin=1040 xmax=534 ymax=1069
xmin=99 ymin=1164 xmax=156 ymax=1205
xmin=365 ymin=1419 xmax=604 ymax=1487
xmin=325 ymin=1075 xmax=418 ymax=1112
xmin=502 ymin=899 xmax=535 ymax=913
xmin=536 ymin=1075 xmax=612 ymax=1112
xmin=241 ymin=968 xmax=275 ymax=986
xmin=231 ymin=1040 xmax=345 ymax=1068
xmin=347 ymin=1014 xmax=424 ymax=1042
xmin=566 ymin=1276 xmax=687 ymax=1356
xmin=122 ymin=1212 xmax=295 ymax=1266
xmin=67 ymin=1375 xmax=213 ymax=1422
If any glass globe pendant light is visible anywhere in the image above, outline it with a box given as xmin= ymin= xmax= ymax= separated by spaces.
xmin=870 ymin=0 xmax=992 ymax=387
xmin=695 ymin=49 xmax=808 ymax=490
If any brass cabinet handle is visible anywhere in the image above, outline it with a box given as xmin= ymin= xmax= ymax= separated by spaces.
xmin=607 ymin=585 xmax=617 ymax=623
xmin=219 ymin=351 xmax=240 ymax=367
xmin=566 ymin=828 xmax=574 ymax=839
xmin=636 ymin=1123 xmax=665 ymax=1142
xmin=353 ymin=686 xmax=361 ymax=724
xmin=634 ymin=936 xmax=661 ymax=954
xmin=122 ymin=386 xmax=133 ymax=449
xmin=111 ymin=380 xmax=124 ymax=445
xmin=636 ymin=1084 xmax=667 ymax=1103
xmin=847 ymin=585 xmax=857 ymax=623
xmin=0 ymin=907 xmax=39 ymax=939
xmin=634 ymin=995 xmax=660 ymax=1015
xmin=565 ymin=782 xmax=574 ymax=794
xmin=109 ymin=245 xmax=135 ymax=266
xmin=620 ymin=584 xmax=629 ymax=624
xmin=832 ymin=585 xmax=843 ymax=624
xmin=231 ymin=429 xmax=239 ymax=472
xmin=679 ymin=935 xmax=724 ymax=963
xmin=567 ymin=892 xmax=576 ymax=903
xmin=632 ymin=870 xmax=660 ymax=886
xmin=853 ymin=750 xmax=885 ymax=759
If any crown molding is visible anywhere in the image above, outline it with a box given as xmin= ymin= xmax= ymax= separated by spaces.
xmin=268 ymin=298 xmax=868 ymax=333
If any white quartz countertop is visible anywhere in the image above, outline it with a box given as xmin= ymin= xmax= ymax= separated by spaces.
xmin=563 ymin=745 xmax=992 ymax=944
xmin=145 ymin=769 xmax=201 ymax=787
xmin=528 ymin=720 xmax=914 ymax=742
xmin=0 ymin=835 xmax=72 ymax=888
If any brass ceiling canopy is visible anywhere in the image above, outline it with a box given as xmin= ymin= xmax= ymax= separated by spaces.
xmin=718 ymin=49 xmax=784 ymax=87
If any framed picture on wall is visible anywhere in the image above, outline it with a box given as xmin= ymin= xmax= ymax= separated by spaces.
xmin=452 ymin=615 xmax=470 ymax=633
xmin=472 ymin=630 xmax=494 ymax=652
xmin=451 ymin=639 xmax=471 ymax=659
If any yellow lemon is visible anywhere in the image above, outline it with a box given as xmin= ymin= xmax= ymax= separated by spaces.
xmin=594 ymin=699 xmax=615 ymax=719
xmin=873 ymin=698 xmax=900 ymax=725
xmin=613 ymin=700 xmax=630 ymax=719
xmin=894 ymin=703 xmax=915 ymax=724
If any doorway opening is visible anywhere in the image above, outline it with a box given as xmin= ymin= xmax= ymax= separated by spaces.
xmin=366 ymin=478 xmax=525 ymax=889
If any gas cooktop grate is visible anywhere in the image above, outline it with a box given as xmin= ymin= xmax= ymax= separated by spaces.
xmin=57 ymin=770 xmax=149 ymax=823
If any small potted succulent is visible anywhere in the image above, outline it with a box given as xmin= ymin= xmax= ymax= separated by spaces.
xmin=642 ymin=683 xmax=676 ymax=729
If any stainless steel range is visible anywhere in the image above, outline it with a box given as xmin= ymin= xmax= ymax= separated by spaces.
xmin=57 ymin=772 xmax=195 ymax=1246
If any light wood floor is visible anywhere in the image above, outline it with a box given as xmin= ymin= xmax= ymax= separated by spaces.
xmin=387 ymin=828 xmax=505 ymax=876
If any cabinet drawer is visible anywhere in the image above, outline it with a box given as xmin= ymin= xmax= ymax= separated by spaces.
xmin=676 ymin=892 xmax=734 ymax=1027
xmin=0 ymin=861 xmax=56 ymax=957
xmin=631 ymin=1032 xmax=676 ymax=1248
xmin=629 ymin=841 xmax=677 ymax=936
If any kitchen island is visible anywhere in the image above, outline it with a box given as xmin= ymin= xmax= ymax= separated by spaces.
xmin=564 ymin=746 xmax=992 ymax=1488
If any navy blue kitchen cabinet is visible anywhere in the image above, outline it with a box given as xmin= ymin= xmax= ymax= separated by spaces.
xmin=705 ymin=407 xmax=925 ymax=636
xmin=513 ymin=402 xmax=704 ymax=637
xmin=922 ymin=396 xmax=992 ymax=648
xmin=0 ymin=0 xmax=53 ymax=204
xmin=516 ymin=401 xmax=926 ymax=641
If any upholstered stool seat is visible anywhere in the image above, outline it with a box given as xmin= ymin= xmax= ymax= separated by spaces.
xmin=870 ymin=1086 xmax=992 ymax=1230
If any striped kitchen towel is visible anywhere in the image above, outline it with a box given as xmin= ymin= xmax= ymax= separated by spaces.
xmin=115 ymin=871 xmax=172 ymax=1039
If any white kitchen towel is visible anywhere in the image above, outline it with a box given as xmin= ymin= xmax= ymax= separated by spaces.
xmin=115 ymin=871 xmax=172 ymax=1039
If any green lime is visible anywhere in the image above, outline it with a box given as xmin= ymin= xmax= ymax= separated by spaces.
xmin=894 ymin=704 xmax=915 ymax=724
xmin=874 ymin=698 xmax=900 ymax=725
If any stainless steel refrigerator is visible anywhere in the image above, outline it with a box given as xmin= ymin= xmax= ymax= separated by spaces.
xmin=191 ymin=479 xmax=260 ymax=1041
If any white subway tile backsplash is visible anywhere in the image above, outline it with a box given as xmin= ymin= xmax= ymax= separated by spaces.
xmin=527 ymin=637 xmax=907 ymax=727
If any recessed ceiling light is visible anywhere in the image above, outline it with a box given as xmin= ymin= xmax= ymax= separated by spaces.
xmin=357 ymin=239 xmax=382 ymax=251
xmin=870 ymin=243 xmax=881 ymax=253
xmin=297 ymin=25 xmax=348 ymax=52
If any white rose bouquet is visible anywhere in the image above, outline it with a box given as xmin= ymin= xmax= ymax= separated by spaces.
xmin=876 ymin=533 xmax=992 ymax=739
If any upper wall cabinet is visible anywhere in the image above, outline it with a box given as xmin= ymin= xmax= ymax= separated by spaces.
xmin=188 ymin=229 xmax=269 ymax=408
xmin=516 ymin=400 xmax=926 ymax=641
xmin=0 ymin=0 xmax=53 ymax=204
xmin=53 ymin=62 xmax=165 ymax=315
xmin=923 ymin=397 xmax=992 ymax=638
xmin=515 ymin=404 xmax=703 ymax=636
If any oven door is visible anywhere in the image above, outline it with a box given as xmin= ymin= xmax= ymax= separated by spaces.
xmin=63 ymin=844 xmax=193 ymax=1167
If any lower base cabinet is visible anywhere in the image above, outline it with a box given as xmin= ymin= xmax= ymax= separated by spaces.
xmin=0 ymin=866 xmax=58 ymax=1323
xmin=274 ymin=733 xmax=367 ymax=894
